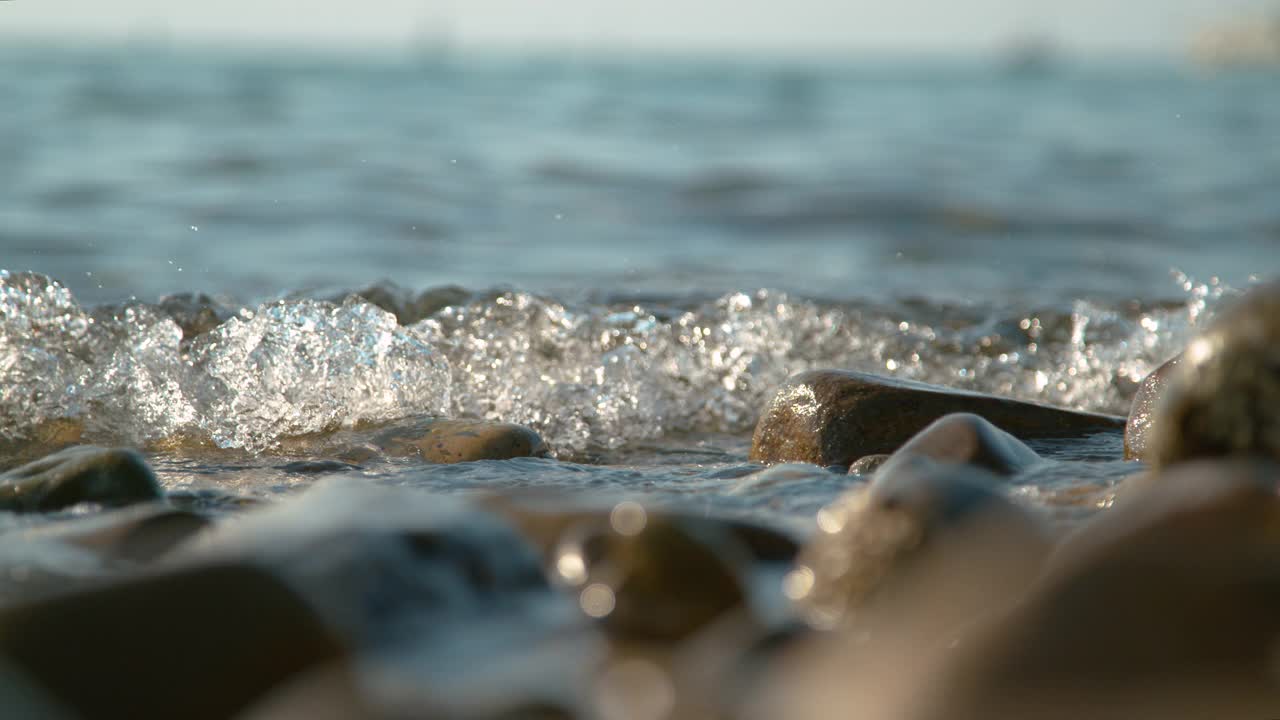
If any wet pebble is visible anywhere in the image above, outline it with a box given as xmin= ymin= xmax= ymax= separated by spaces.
xmin=750 ymin=370 xmax=1124 ymax=466
xmin=552 ymin=505 xmax=752 ymax=642
xmin=1149 ymin=282 xmax=1280 ymax=467
xmin=157 ymin=291 xmax=233 ymax=340
xmin=372 ymin=417 xmax=550 ymax=463
xmin=276 ymin=459 xmax=364 ymax=475
xmin=0 ymin=446 xmax=162 ymax=513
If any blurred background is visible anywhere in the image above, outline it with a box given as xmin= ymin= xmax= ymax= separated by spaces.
xmin=2 ymin=0 xmax=1278 ymax=306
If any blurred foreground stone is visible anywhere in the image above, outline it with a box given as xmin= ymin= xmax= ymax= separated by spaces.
xmin=1149 ymin=282 xmax=1280 ymax=468
xmin=907 ymin=458 xmax=1280 ymax=719
xmin=0 ymin=563 xmax=344 ymax=720
xmin=792 ymin=455 xmax=1050 ymax=636
xmin=551 ymin=508 xmax=753 ymax=642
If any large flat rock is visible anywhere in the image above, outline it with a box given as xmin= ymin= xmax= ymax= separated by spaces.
xmin=750 ymin=370 xmax=1124 ymax=466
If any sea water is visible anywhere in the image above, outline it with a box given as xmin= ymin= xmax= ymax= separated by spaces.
xmin=1 ymin=41 xmax=1276 ymax=529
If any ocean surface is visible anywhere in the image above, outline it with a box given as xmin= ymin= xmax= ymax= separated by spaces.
xmin=1 ymin=41 xmax=1277 ymax=530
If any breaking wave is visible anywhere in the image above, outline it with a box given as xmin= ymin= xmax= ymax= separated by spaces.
xmin=0 ymin=269 xmax=1233 ymax=454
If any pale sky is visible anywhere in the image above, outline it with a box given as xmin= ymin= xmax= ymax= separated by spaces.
xmin=1 ymin=0 xmax=1276 ymax=56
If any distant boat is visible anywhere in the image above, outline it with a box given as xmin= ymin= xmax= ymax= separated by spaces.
xmin=1191 ymin=13 xmax=1280 ymax=68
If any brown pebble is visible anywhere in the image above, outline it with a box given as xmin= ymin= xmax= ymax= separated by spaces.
xmin=373 ymin=418 xmax=549 ymax=463
xmin=750 ymin=370 xmax=1124 ymax=466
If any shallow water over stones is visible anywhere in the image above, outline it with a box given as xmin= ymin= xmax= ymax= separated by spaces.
xmin=0 ymin=269 xmax=1264 ymax=717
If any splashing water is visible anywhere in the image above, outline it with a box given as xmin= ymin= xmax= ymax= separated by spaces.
xmin=0 ymin=271 xmax=451 ymax=452
xmin=0 ymin=269 xmax=1238 ymax=454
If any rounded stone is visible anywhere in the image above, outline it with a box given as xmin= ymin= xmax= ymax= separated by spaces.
xmin=912 ymin=459 xmax=1280 ymax=719
xmin=793 ymin=456 xmax=1050 ymax=635
xmin=552 ymin=509 xmax=750 ymax=642
xmin=0 ymin=446 xmax=162 ymax=513
xmin=373 ymin=418 xmax=550 ymax=463
xmin=1150 ymin=282 xmax=1280 ymax=467
xmin=875 ymin=413 xmax=1042 ymax=477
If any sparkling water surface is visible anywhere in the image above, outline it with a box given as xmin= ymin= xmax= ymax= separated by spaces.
xmin=1 ymin=41 xmax=1277 ymax=532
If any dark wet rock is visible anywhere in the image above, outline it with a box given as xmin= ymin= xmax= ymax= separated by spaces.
xmin=157 ymin=292 xmax=233 ymax=340
xmin=911 ymin=459 xmax=1280 ymax=720
xmin=372 ymin=417 xmax=549 ymax=463
xmin=1123 ymin=355 xmax=1181 ymax=461
xmin=750 ymin=370 xmax=1124 ymax=466
xmin=173 ymin=481 xmax=548 ymax=644
xmin=0 ymin=446 xmax=162 ymax=513
xmin=23 ymin=503 xmax=209 ymax=564
xmin=344 ymin=282 xmax=470 ymax=326
xmin=1150 ymin=283 xmax=1280 ymax=468
xmin=551 ymin=505 xmax=752 ymax=642
xmin=411 ymin=285 xmax=472 ymax=322
xmin=848 ymin=454 xmax=891 ymax=475
xmin=276 ymin=459 xmax=363 ymax=475
xmin=0 ymin=563 xmax=344 ymax=720
xmin=875 ymin=413 xmax=1042 ymax=477
xmin=792 ymin=456 xmax=1051 ymax=635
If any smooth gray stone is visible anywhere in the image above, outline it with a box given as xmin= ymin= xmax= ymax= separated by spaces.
xmin=0 ymin=446 xmax=161 ymax=513
xmin=875 ymin=413 xmax=1042 ymax=477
